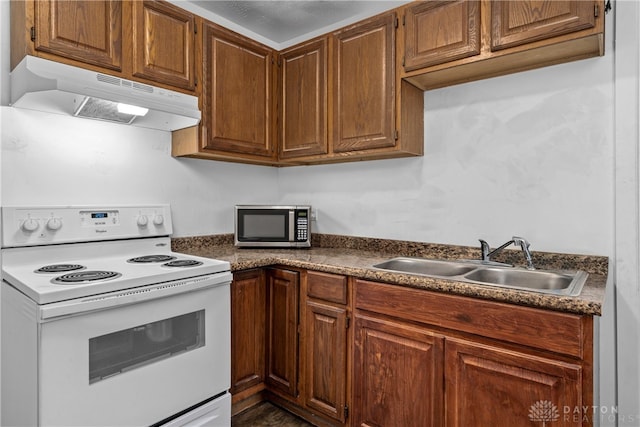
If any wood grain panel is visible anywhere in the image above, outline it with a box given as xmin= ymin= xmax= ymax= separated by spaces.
xmin=355 ymin=279 xmax=587 ymax=358
xmin=307 ymin=271 xmax=348 ymax=305
xmin=231 ymin=270 xmax=266 ymax=395
xmin=491 ymin=0 xmax=596 ymax=51
xmin=332 ymin=13 xmax=396 ymax=153
xmin=34 ymin=0 xmax=122 ymax=70
xmin=279 ymin=38 xmax=328 ymax=159
xmin=266 ymin=268 xmax=300 ymax=398
xmin=203 ymin=23 xmax=274 ymax=158
xmin=303 ymin=301 xmax=347 ymax=422
xmin=132 ymin=0 xmax=196 ymax=90
xmin=353 ymin=314 xmax=444 ymax=426
xmin=446 ymin=338 xmax=583 ymax=426
xmin=404 ymin=0 xmax=480 ymax=71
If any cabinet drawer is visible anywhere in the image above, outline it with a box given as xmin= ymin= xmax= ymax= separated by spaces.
xmin=355 ymin=279 xmax=589 ymax=358
xmin=307 ymin=271 xmax=348 ymax=305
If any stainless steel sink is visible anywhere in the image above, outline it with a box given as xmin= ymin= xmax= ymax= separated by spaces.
xmin=372 ymin=257 xmax=588 ymax=296
xmin=373 ymin=257 xmax=477 ymax=277
xmin=464 ymin=267 xmax=588 ymax=296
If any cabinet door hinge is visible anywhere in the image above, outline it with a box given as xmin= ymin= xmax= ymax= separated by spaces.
xmin=394 ymin=130 xmax=399 ymax=140
xmin=344 ymin=405 xmax=349 ymax=419
xmin=345 ymin=316 xmax=350 ymax=329
xmin=30 ymin=26 xmax=36 ymax=42
xmin=594 ymin=3 xmax=599 ymax=17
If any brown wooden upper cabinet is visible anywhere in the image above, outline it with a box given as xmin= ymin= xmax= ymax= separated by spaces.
xmin=27 ymin=0 xmax=123 ymax=71
xmin=403 ymin=0 xmax=481 ymax=72
xmin=131 ymin=0 xmax=197 ymax=91
xmin=491 ymin=1 xmax=597 ymax=51
xmin=332 ymin=13 xmax=397 ymax=154
xmin=199 ymin=23 xmax=276 ymax=161
xmin=278 ymin=38 xmax=329 ymax=159
xmin=401 ymin=0 xmax=605 ymax=90
xmin=11 ymin=0 xmax=198 ymax=94
xmin=276 ymin=11 xmax=423 ymax=164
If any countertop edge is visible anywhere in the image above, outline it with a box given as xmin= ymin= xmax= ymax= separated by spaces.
xmin=172 ymin=234 xmax=607 ymax=317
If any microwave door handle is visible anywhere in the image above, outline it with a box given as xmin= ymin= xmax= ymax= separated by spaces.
xmin=289 ymin=211 xmax=295 ymax=242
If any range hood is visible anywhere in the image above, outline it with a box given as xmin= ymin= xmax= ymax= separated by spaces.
xmin=10 ymin=56 xmax=201 ymax=131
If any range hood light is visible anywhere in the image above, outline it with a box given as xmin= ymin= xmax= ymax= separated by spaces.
xmin=117 ymin=103 xmax=148 ymax=117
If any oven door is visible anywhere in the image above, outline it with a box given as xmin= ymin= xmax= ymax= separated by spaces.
xmin=37 ymin=274 xmax=230 ymax=427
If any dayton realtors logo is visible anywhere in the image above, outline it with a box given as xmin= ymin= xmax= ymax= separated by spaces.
xmin=529 ymin=400 xmax=560 ymax=426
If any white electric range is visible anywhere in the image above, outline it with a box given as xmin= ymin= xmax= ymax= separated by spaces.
xmin=1 ymin=205 xmax=232 ymax=427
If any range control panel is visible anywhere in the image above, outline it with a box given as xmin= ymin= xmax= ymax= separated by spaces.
xmin=2 ymin=205 xmax=172 ymax=247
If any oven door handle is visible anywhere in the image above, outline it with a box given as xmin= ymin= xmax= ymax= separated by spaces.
xmin=38 ymin=272 xmax=232 ymax=322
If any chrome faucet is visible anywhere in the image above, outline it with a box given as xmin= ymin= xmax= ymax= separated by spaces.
xmin=479 ymin=236 xmax=535 ymax=270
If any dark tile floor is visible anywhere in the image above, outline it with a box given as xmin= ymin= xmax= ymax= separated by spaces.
xmin=231 ymin=402 xmax=312 ymax=427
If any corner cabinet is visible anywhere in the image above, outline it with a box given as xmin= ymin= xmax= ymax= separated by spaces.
xmin=402 ymin=0 xmax=605 ymax=90
xmin=332 ymin=13 xmax=396 ymax=154
xmin=353 ymin=279 xmax=594 ymax=427
xmin=174 ymin=10 xmax=424 ymax=166
xmin=11 ymin=0 xmax=198 ymax=94
xmin=172 ymin=22 xmax=278 ymax=165
xmin=279 ymin=12 xmax=424 ymax=165
xmin=278 ymin=38 xmax=329 ymax=160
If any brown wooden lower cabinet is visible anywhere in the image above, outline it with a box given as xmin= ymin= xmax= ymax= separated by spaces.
xmin=231 ymin=271 xmax=594 ymax=427
xmin=353 ymin=279 xmax=593 ymax=427
xmin=302 ymin=270 xmax=350 ymax=424
xmin=231 ymin=269 xmax=266 ymax=397
xmin=445 ymin=338 xmax=583 ymax=427
xmin=353 ymin=314 xmax=444 ymax=426
xmin=265 ymin=268 xmax=300 ymax=399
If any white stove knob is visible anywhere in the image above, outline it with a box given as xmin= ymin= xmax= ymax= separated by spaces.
xmin=137 ymin=215 xmax=149 ymax=227
xmin=153 ymin=214 xmax=164 ymax=226
xmin=46 ymin=218 xmax=62 ymax=231
xmin=21 ymin=218 xmax=39 ymax=232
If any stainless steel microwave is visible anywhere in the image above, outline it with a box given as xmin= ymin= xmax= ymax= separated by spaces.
xmin=234 ymin=205 xmax=311 ymax=248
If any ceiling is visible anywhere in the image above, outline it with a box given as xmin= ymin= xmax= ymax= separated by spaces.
xmin=186 ymin=1 xmax=408 ymax=47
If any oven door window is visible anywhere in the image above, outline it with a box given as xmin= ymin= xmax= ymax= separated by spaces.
xmin=237 ymin=209 xmax=289 ymax=242
xmin=89 ymin=310 xmax=204 ymax=384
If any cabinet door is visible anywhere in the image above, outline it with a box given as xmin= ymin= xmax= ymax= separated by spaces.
xmin=34 ymin=0 xmax=122 ymax=70
xmin=333 ymin=13 xmax=396 ymax=153
xmin=303 ymin=300 xmax=347 ymax=423
xmin=202 ymin=23 xmax=275 ymax=158
xmin=230 ymin=270 xmax=266 ymax=395
xmin=445 ymin=338 xmax=583 ymax=426
xmin=279 ymin=38 xmax=328 ymax=159
xmin=491 ymin=0 xmax=597 ymax=51
xmin=265 ymin=268 xmax=299 ymax=398
xmin=131 ymin=0 xmax=196 ymax=91
xmin=353 ymin=314 xmax=444 ymax=427
xmin=404 ymin=0 xmax=480 ymax=71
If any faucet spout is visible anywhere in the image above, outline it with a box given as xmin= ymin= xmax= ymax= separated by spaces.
xmin=479 ymin=236 xmax=535 ymax=270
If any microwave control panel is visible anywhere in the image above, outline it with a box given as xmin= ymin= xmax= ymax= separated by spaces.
xmin=295 ymin=209 xmax=309 ymax=242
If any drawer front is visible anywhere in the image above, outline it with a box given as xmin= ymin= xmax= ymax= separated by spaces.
xmin=307 ymin=271 xmax=348 ymax=305
xmin=355 ymin=279 xmax=589 ymax=358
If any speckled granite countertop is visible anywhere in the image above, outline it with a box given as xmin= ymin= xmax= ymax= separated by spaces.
xmin=172 ymin=234 xmax=608 ymax=316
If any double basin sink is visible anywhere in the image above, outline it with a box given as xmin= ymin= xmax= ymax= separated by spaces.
xmin=373 ymin=257 xmax=588 ymax=296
